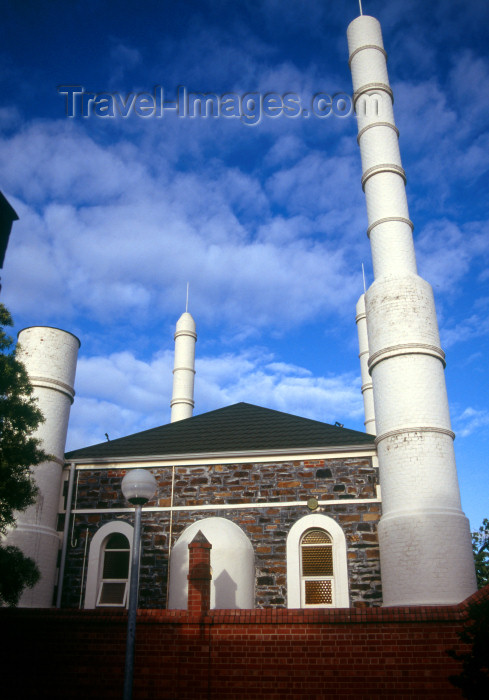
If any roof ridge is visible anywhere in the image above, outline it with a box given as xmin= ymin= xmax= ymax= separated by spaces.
xmin=65 ymin=401 xmax=375 ymax=460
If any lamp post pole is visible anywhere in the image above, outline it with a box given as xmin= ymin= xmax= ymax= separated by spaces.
xmin=121 ymin=469 xmax=157 ymax=700
xmin=123 ymin=503 xmax=142 ymax=700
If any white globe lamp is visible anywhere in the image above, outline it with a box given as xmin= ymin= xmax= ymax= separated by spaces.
xmin=121 ymin=469 xmax=157 ymax=505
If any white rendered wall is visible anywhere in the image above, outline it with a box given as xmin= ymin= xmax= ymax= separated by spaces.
xmin=6 ymin=326 xmax=79 ymax=607
xmin=355 ymin=294 xmax=376 ymax=434
xmin=348 ymin=15 xmax=476 ymax=605
xmin=168 ymin=517 xmax=255 ymax=609
xmin=170 ymin=312 xmax=196 ymax=422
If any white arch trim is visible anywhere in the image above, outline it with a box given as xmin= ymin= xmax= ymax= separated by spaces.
xmin=84 ymin=520 xmax=134 ymax=609
xmin=168 ymin=517 xmax=255 ymax=610
xmin=286 ymin=513 xmax=350 ymax=608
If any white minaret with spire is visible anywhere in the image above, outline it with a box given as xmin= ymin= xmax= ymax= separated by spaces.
xmin=6 ymin=326 xmax=79 ymax=607
xmin=348 ymin=14 xmax=476 ymax=605
xmin=170 ymin=291 xmax=197 ymax=422
xmin=355 ymin=293 xmax=376 ymax=435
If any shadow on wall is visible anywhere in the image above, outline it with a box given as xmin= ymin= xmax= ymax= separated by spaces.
xmin=214 ymin=569 xmax=238 ymax=608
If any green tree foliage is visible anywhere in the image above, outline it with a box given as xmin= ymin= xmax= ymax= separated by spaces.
xmin=473 ymin=519 xmax=489 ymax=589
xmin=448 ymin=598 xmax=489 ymax=699
xmin=0 ymin=303 xmax=49 ymax=605
xmin=448 ymin=521 xmax=489 ymax=697
xmin=0 ymin=545 xmax=40 ymax=606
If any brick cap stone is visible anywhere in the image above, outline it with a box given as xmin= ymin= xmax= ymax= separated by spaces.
xmin=188 ymin=530 xmax=212 ymax=548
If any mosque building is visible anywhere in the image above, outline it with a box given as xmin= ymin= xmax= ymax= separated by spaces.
xmin=6 ymin=12 xmax=477 ymax=611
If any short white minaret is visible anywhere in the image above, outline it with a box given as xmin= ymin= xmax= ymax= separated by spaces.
xmin=170 ymin=311 xmax=197 ymax=422
xmin=6 ymin=326 xmax=80 ymax=607
xmin=355 ymin=294 xmax=376 ymax=435
xmin=348 ymin=15 xmax=476 ymax=605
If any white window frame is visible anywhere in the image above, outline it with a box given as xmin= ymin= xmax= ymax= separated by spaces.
xmin=84 ymin=521 xmax=134 ymax=609
xmin=96 ymin=534 xmax=131 ymax=607
xmin=300 ymin=529 xmax=334 ymax=608
xmin=286 ymin=513 xmax=349 ymax=608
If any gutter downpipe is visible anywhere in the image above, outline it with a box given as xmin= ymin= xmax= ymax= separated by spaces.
xmin=56 ymin=462 xmax=76 ymax=608
xmin=165 ymin=465 xmax=176 ymax=607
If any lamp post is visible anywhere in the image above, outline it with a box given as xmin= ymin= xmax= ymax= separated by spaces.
xmin=121 ymin=469 xmax=157 ymax=700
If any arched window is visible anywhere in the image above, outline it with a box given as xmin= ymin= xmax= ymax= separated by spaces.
xmin=97 ymin=533 xmax=130 ymax=607
xmin=300 ymin=529 xmax=334 ymax=607
xmin=84 ymin=521 xmax=134 ymax=609
xmin=286 ymin=513 xmax=349 ymax=608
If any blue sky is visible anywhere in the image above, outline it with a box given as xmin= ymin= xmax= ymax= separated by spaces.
xmin=1 ymin=0 xmax=488 ymax=531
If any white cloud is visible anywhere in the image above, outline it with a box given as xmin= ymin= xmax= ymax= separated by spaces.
xmin=449 ymin=51 xmax=489 ymax=129
xmin=66 ymin=398 xmax=151 ymax=453
xmin=265 ymin=361 xmax=312 ymax=376
xmin=0 ymin=106 xmax=22 ymax=130
xmin=66 ymin=346 xmax=364 ymax=451
xmin=109 ymin=42 xmax=142 ymax=88
xmin=416 ymin=218 xmax=489 ymax=298
xmin=394 ymin=80 xmax=458 ymax=152
xmin=416 ymin=220 xmax=471 ymax=291
xmin=264 ymin=134 xmax=304 ymax=167
xmin=0 ymin=122 xmax=147 ymax=205
xmin=454 ymin=407 xmax=489 ymax=438
xmin=266 ymin=151 xmax=363 ymax=220
xmin=1 ymin=119 xmax=364 ymax=335
xmin=391 ymin=69 xmax=489 ymax=202
xmin=441 ymin=312 xmax=489 ymax=349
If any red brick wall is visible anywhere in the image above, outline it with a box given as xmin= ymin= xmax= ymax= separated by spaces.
xmin=3 ymin=586 xmax=489 ymax=700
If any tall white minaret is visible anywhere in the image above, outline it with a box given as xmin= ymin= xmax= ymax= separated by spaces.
xmin=170 ymin=310 xmax=197 ymax=422
xmin=348 ymin=15 xmax=476 ymax=605
xmin=355 ymin=294 xmax=376 ymax=434
xmin=6 ymin=326 xmax=79 ymax=607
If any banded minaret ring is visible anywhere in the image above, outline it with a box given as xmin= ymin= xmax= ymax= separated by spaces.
xmin=348 ymin=15 xmax=476 ymax=605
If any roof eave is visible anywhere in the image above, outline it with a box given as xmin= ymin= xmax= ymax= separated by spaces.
xmin=65 ymin=441 xmax=377 ymax=466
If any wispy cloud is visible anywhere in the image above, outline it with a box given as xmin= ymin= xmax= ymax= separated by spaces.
xmin=454 ymin=406 xmax=489 ymax=438
xmin=66 ymin=346 xmax=363 ymax=450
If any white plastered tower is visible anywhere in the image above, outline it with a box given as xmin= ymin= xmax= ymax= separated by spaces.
xmin=6 ymin=326 xmax=79 ymax=607
xmin=348 ymin=15 xmax=476 ymax=605
xmin=170 ymin=312 xmax=197 ymax=422
xmin=355 ymin=294 xmax=376 ymax=435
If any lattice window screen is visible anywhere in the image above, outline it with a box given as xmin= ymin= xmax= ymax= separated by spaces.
xmin=302 ymin=544 xmax=333 ymax=576
xmin=301 ymin=528 xmax=334 ymax=607
xmin=305 ymin=580 xmax=333 ymax=605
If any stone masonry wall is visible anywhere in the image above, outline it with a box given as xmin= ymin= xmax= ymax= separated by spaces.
xmin=61 ymin=456 xmax=382 ymax=608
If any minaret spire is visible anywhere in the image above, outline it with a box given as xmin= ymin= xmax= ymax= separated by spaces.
xmin=348 ymin=15 xmax=476 ymax=605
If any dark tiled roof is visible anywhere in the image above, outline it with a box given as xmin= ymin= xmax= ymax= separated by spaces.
xmin=65 ymin=402 xmax=375 ymax=461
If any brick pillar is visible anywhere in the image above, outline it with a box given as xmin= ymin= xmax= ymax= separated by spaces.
xmin=187 ymin=530 xmax=212 ymax=615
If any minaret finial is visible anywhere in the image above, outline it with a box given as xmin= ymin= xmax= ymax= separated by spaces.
xmin=359 ymin=0 xmax=363 ymax=15
xmin=186 ymin=282 xmax=189 ymax=313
